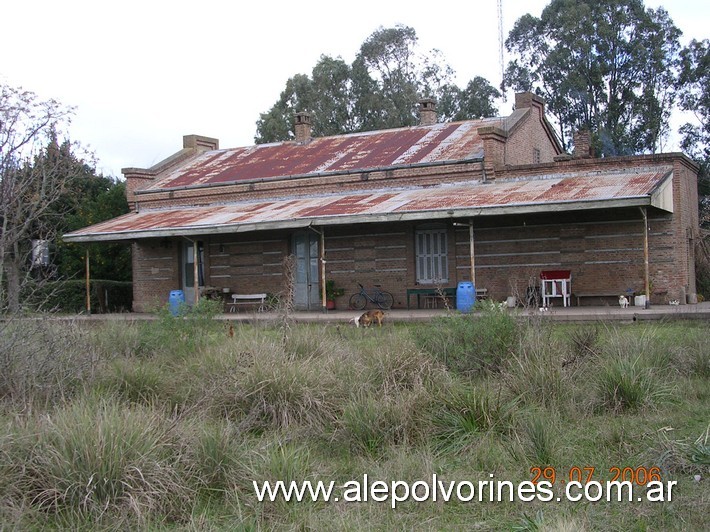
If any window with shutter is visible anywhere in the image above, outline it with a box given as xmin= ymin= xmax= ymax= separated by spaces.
xmin=415 ymin=228 xmax=448 ymax=284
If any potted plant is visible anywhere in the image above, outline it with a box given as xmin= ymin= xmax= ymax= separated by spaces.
xmin=325 ymin=280 xmax=345 ymax=310
xmin=635 ymin=277 xmax=653 ymax=307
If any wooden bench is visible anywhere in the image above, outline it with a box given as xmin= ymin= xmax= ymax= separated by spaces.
xmin=228 ymin=293 xmax=267 ymax=312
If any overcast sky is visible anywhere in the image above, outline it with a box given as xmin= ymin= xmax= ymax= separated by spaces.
xmin=2 ymin=1 xmax=707 ymax=178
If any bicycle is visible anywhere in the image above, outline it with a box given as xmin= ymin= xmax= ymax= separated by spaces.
xmin=349 ymin=283 xmax=394 ymax=310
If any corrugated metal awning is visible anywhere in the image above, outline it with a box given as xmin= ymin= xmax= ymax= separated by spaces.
xmin=64 ymin=168 xmax=673 ymax=243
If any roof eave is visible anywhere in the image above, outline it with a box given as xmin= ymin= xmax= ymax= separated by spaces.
xmin=62 ymin=196 xmax=653 ymax=244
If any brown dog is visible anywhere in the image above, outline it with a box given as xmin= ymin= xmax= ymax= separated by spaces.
xmin=351 ymin=309 xmax=385 ymax=327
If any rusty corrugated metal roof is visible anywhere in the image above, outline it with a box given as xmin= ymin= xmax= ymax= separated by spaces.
xmin=144 ymin=120 xmax=498 ymax=190
xmin=65 ymin=167 xmax=672 ymax=242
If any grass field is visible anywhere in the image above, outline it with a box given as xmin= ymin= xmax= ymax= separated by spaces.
xmin=0 ymin=302 xmax=707 ymax=530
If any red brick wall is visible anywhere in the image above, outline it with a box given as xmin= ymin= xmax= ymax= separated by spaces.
xmin=503 ymin=109 xmax=560 ymax=166
xmin=206 ymin=234 xmax=289 ymax=296
xmin=667 ymin=158 xmax=700 ymax=298
xmin=131 ymin=199 xmax=697 ymax=312
xmin=126 ymin=135 xmax=699 ymax=311
xmin=131 ymin=240 xmax=179 ymax=312
xmin=323 ymin=224 xmax=412 ymax=308
xmin=452 ymin=214 xmax=680 ymax=306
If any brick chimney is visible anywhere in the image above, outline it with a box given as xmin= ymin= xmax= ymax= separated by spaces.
xmin=183 ymin=134 xmax=219 ymax=151
xmin=122 ymin=134 xmax=219 ymax=210
xmin=477 ymin=125 xmax=508 ymax=174
xmin=123 ymin=168 xmax=156 ymax=210
xmin=573 ymin=129 xmax=593 ymax=158
xmin=515 ymin=92 xmax=546 ymax=117
xmin=295 ymin=111 xmax=312 ymax=143
xmin=419 ymin=98 xmax=437 ymax=126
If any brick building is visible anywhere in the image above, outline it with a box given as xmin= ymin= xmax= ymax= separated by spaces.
xmin=64 ymin=93 xmax=700 ymax=311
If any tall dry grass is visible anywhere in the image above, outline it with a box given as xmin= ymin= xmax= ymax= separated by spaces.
xmin=0 ymin=305 xmax=706 ymax=529
xmin=12 ymin=394 xmax=192 ymax=525
xmin=0 ymin=318 xmax=100 ymax=407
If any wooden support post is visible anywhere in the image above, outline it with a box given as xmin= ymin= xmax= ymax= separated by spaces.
xmin=469 ymin=220 xmax=476 ymax=286
xmin=641 ymin=207 xmax=650 ymax=309
xmin=85 ymin=249 xmax=91 ymax=315
xmin=193 ymin=240 xmax=199 ymax=306
xmin=321 ymin=229 xmax=326 ymax=311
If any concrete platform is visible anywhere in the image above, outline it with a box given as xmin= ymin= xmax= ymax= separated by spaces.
xmin=68 ymin=302 xmax=710 ymax=324
xmin=227 ymin=302 xmax=710 ymax=324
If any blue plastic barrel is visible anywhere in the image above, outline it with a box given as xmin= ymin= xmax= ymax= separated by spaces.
xmin=456 ymin=282 xmax=475 ymax=313
xmin=168 ymin=290 xmax=185 ymax=316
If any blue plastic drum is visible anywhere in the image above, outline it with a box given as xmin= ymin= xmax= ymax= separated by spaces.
xmin=168 ymin=290 xmax=185 ymax=316
xmin=456 ymin=282 xmax=475 ymax=313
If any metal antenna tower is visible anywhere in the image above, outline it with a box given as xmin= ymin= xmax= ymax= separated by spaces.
xmin=498 ymin=0 xmax=505 ymax=91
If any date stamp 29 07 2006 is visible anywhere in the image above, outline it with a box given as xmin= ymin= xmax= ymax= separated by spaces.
xmin=530 ymin=466 xmax=677 ymax=503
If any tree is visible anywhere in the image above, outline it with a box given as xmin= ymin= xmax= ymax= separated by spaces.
xmin=55 ymin=173 xmax=131 ymax=282
xmin=677 ymin=38 xmax=710 ymax=299
xmin=678 ymin=39 xmax=710 ymax=220
xmin=310 ymin=56 xmax=356 ymax=135
xmin=255 ymin=25 xmax=500 ymax=143
xmin=255 ymin=60 xmax=354 ymax=143
xmin=353 ymin=25 xmax=428 ymax=129
xmin=0 ymin=84 xmax=81 ymax=312
xmin=438 ymin=77 xmax=502 ymax=122
xmin=504 ymin=0 xmax=681 ymax=156
xmin=0 ymin=83 xmax=127 ymax=313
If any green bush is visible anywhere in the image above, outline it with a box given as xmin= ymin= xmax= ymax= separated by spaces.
xmin=99 ymin=358 xmax=180 ymax=408
xmin=212 ymin=349 xmax=341 ymax=433
xmin=412 ymin=302 xmax=521 ymax=375
xmin=337 ymin=386 xmax=434 ymax=456
xmin=593 ymin=326 xmax=676 ymax=413
xmin=505 ymin=325 xmax=566 ymax=409
xmin=186 ymin=420 xmax=243 ymax=497
xmin=655 ymin=425 xmax=710 ymax=475
xmin=138 ymin=298 xmax=224 ymax=357
xmin=508 ymin=412 xmax=558 ymax=467
xmin=339 ymin=394 xmax=397 ymax=456
xmin=431 ymin=384 xmax=514 ymax=454
xmin=245 ymin=440 xmax=312 ymax=492
xmin=595 ymin=354 xmax=671 ymax=412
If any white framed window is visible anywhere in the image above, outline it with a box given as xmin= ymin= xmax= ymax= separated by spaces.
xmin=415 ymin=227 xmax=448 ymax=284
